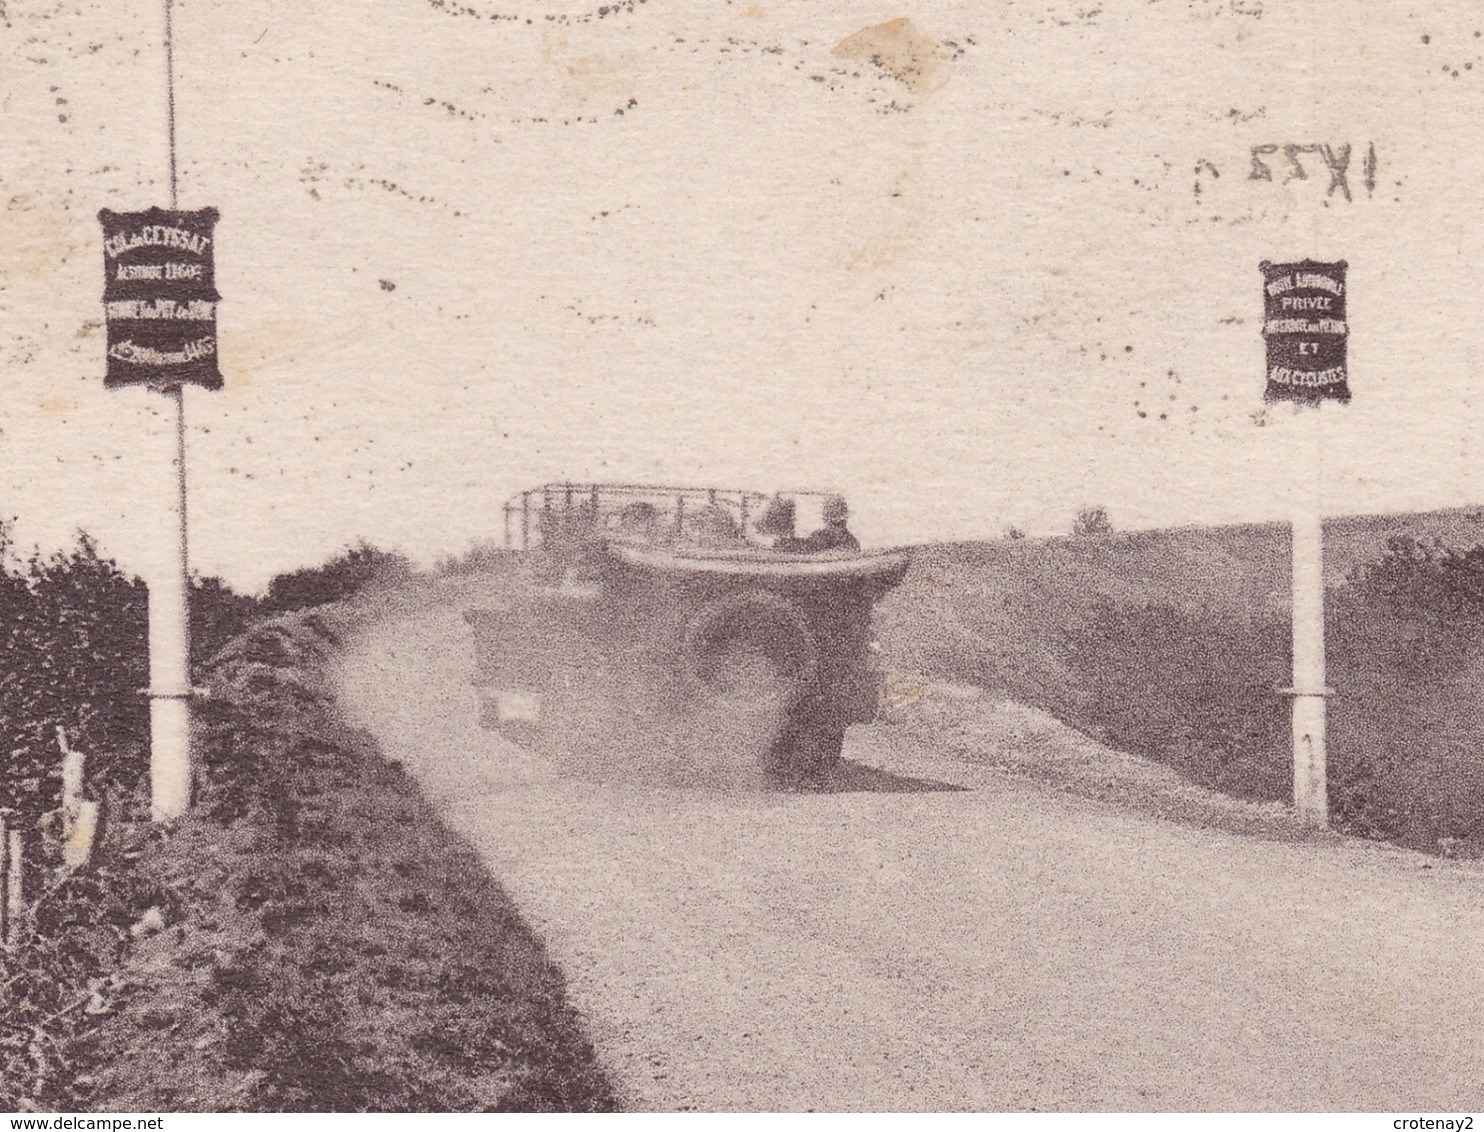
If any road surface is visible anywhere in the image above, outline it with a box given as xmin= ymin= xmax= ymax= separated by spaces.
xmin=335 ymin=584 xmax=1484 ymax=1112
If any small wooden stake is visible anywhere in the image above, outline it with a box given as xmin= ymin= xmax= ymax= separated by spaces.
xmin=5 ymin=828 xmax=22 ymax=947
xmin=0 ymin=815 xmax=8 ymax=947
xmin=64 ymin=803 xmax=100 ymax=872
xmin=59 ymin=726 xmax=84 ymax=816
xmin=57 ymin=727 xmax=99 ymax=869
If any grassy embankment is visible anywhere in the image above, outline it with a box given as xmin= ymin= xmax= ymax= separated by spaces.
xmin=1 ymin=542 xmax=614 ymax=1112
xmin=876 ymin=507 xmax=1484 ymax=856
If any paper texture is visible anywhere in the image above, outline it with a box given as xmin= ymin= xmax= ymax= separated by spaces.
xmin=6 ymin=0 xmax=1484 ymax=1115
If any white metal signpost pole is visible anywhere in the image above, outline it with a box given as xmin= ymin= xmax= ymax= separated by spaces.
xmin=149 ymin=0 xmax=193 ymax=821
xmin=101 ymin=4 xmax=218 ymax=821
xmin=149 ymin=383 xmax=191 ymax=822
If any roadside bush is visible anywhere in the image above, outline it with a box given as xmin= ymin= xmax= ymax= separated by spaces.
xmin=1346 ymin=534 xmax=1484 ymax=627
xmin=1051 ymin=544 xmax=1484 ymax=854
xmin=1056 ymin=535 xmax=1484 ymax=854
xmin=263 ymin=542 xmax=410 ymax=614
xmin=1054 ymin=599 xmax=1290 ymax=802
xmin=1073 ymin=506 xmax=1113 ymax=537
xmin=67 ymin=613 xmax=617 ymax=1112
xmin=0 ymin=523 xmax=269 ymax=1110
xmin=0 ymin=525 xmax=271 ymax=829
xmin=192 ymin=574 xmax=262 ymax=667
xmin=433 ymin=539 xmax=513 ymax=578
xmin=898 ymin=530 xmax=1484 ymax=857
xmin=1 ymin=531 xmax=409 ymax=1109
xmin=1 ymin=533 xmax=407 ymax=834
xmin=1324 ymin=537 xmax=1484 ymax=852
xmin=0 ymin=525 xmax=149 ymax=829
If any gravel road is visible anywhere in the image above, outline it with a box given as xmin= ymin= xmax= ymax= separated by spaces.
xmin=335 ymin=586 xmax=1484 ymax=1112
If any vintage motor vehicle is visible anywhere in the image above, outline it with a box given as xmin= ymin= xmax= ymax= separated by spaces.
xmin=464 ymin=484 xmax=911 ymax=785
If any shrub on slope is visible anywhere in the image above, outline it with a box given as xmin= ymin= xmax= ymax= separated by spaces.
xmin=878 ymin=524 xmax=1484 ymax=856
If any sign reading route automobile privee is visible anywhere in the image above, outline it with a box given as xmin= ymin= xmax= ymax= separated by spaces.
xmin=1261 ymin=258 xmax=1350 ymax=405
xmin=99 ymin=207 xmax=223 ymax=390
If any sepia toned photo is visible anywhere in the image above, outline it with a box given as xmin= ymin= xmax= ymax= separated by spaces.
xmin=2 ymin=0 xmax=1483 ymax=1115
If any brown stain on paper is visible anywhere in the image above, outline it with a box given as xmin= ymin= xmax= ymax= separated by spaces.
xmin=541 ymin=32 xmax=639 ymax=110
xmin=38 ymin=393 xmax=76 ymax=418
xmin=831 ymin=18 xmax=951 ymax=95
xmin=217 ymin=321 xmax=364 ymax=392
xmin=842 ymin=138 xmax=930 ymax=272
xmin=1 ymin=203 xmax=87 ymax=299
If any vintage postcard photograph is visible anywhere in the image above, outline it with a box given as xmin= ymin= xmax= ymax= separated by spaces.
xmin=2 ymin=0 xmax=1483 ymax=1116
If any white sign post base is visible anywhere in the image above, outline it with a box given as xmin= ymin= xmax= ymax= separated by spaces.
xmin=148 ymin=384 xmax=192 ymax=821
xmin=1288 ymin=402 xmax=1329 ymax=827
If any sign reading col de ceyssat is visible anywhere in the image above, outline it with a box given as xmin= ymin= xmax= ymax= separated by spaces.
xmin=98 ymin=207 xmax=223 ymax=390
xmin=1260 ymin=259 xmax=1350 ymax=405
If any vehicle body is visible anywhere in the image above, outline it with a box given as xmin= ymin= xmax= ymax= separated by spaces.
xmin=465 ymin=484 xmax=909 ymax=785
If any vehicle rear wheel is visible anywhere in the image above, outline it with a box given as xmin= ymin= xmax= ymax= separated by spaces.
xmin=764 ymin=714 xmax=844 ymax=788
xmin=810 ymin=724 xmax=845 ymax=773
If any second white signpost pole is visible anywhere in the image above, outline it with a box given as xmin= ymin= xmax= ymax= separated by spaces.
xmin=1263 ymin=258 xmax=1345 ymax=828
xmin=1289 ymin=400 xmax=1328 ymax=826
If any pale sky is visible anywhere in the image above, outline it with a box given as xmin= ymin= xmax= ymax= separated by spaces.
xmin=4 ymin=0 xmax=1483 ymax=590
